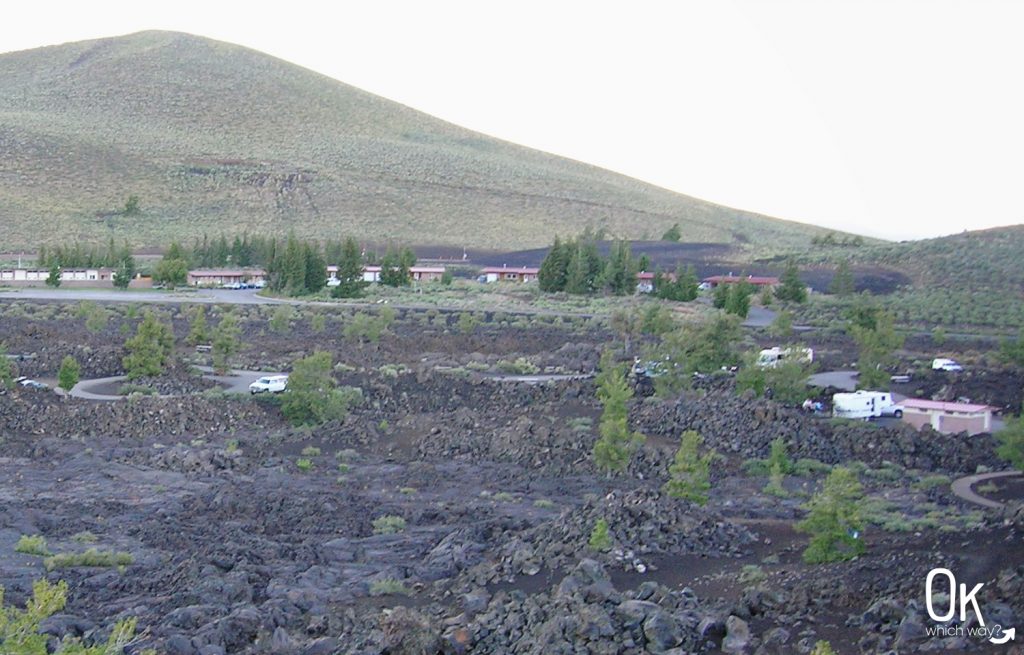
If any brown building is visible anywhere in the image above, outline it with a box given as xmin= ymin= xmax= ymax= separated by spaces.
xmin=480 ymin=266 xmax=540 ymax=283
xmin=703 ymin=275 xmax=780 ymax=288
xmin=900 ymin=399 xmax=994 ymax=436
xmin=187 ymin=269 xmax=266 ymax=287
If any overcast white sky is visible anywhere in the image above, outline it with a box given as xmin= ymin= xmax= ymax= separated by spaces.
xmin=3 ymin=1 xmax=1023 ymax=241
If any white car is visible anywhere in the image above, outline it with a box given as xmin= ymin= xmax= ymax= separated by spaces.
xmin=15 ymin=377 xmax=49 ymax=390
xmin=932 ymin=358 xmax=963 ymax=372
xmin=249 ymin=375 xmax=289 ymax=394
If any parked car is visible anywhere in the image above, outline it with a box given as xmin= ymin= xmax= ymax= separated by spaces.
xmin=932 ymin=358 xmax=963 ymax=372
xmin=15 ymin=377 xmax=49 ymax=390
xmin=249 ymin=375 xmax=289 ymax=394
xmin=253 ymin=280 xmax=266 ymax=289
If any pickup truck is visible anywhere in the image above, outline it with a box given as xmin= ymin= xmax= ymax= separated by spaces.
xmin=249 ymin=375 xmax=289 ymax=394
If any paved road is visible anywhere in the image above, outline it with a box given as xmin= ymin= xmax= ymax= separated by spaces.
xmin=950 ymin=470 xmax=1022 ymax=510
xmin=808 ymin=370 xmax=860 ymax=391
xmin=70 ymin=367 xmax=287 ymax=401
xmin=0 ymin=288 xmax=286 ymax=305
xmin=483 ymin=373 xmax=593 ymax=385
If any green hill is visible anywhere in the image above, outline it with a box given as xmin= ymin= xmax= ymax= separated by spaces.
xmin=797 ymin=225 xmax=1024 ymax=331
xmin=0 ymin=30 xmax=838 ymax=251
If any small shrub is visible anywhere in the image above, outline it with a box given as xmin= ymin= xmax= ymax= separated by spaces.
xmin=296 ymin=458 xmax=313 ymax=472
xmin=372 ymin=515 xmax=407 ymax=534
xmin=15 ymin=534 xmax=49 ymax=556
xmin=588 ymin=519 xmax=612 ymax=551
xmin=71 ymin=531 xmax=98 ymax=543
xmin=399 ymin=487 xmax=417 ymax=495
xmin=533 ymin=499 xmax=555 ymax=509
xmin=493 ymin=492 xmax=516 ymax=502
xmin=369 ymin=578 xmax=410 ymax=596
xmin=793 ymin=458 xmax=833 ymax=476
xmin=738 ymin=564 xmax=767 ymax=587
xmin=496 ymin=357 xmax=539 ymax=375
xmin=567 ymin=417 xmax=593 ymax=433
xmin=301 ymin=446 xmax=321 ymax=457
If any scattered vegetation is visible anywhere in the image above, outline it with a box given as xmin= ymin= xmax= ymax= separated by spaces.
xmin=43 ymin=548 xmax=133 ymax=571
xmin=588 ymin=519 xmax=612 ymax=551
xmin=369 ymin=578 xmax=410 ymax=596
xmin=592 ymin=351 xmax=645 ymax=473
xmin=796 ymin=466 xmax=865 ymax=564
xmin=995 ymin=404 xmax=1024 ymax=470
xmin=0 ymin=579 xmax=149 ymax=655
xmin=281 ymin=352 xmax=363 ymax=426
xmin=57 ymin=356 xmax=80 ymax=394
xmin=372 ymin=515 xmax=407 ymax=535
xmin=664 ymin=430 xmax=714 ymax=505
xmin=14 ymin=535 xmax=49 ymax=557
xmin=211 ymin=312 xmax=241 ymax=374
xmin=122 ymin=312 xmax=174 ymax=379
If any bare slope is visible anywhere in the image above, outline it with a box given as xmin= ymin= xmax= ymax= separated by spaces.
xmin=0 ymin=31 xmax=835 ymax=250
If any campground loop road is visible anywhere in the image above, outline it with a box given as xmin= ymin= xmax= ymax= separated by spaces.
xmin=950 ymin=470 xmax=1023 ymax=510
xmin=70 ymin=367 xmax=287 ymax=401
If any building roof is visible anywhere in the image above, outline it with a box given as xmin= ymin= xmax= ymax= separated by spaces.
xmin=189 ymin=269 xmax=266 ymax=277
xmin=410 ymin=266 xmax=446 ymax=274
xmin=481 ymin=266 xmax=540 ymax=274
xmin=901 ymin=398 xmax=994 ymax=414
xmin=703 ymin=275 xmax=780 ymax=285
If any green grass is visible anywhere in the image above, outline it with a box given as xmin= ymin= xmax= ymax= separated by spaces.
xmin=372 ymin=515 xmax=407 ymax=535
xmin=15 ymin=535 xmax=50 ymax=557
xmin=43 ymin=548 xmax=133 ymax=571
xmin=369 ymin=578 xmax=410 ymax=596
xmin=0 ymin=31 xmax=833 ymax=252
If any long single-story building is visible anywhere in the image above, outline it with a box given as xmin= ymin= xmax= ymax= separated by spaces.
xmin=480 ymin=266 xmax=540 ymax=283
xmin=900 ymin=399 xmax=995 ymax=436
xmin=703 ymin=275 xmax=780 ymax=288
xmin=327 ymin=265 xmax=447 ymax=284
xmin=0 ymin=267 xmax=144 ymax=288
xmin=187 ymin=269 xmax=266 ymax=287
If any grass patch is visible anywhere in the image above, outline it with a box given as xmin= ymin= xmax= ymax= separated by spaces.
xmin=372 ymin=515 xmax=407 ymax=535
xmin=44 ymin=548 xmax=133 ymax=571
xmin=15 ymin=535 xmax=49 ymax=557
xmin=369 ymin=578 xmax=410 ymax=596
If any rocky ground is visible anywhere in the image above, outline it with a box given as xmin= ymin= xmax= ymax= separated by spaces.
xmin=0 ymin=300 xmax=1022 ymax=654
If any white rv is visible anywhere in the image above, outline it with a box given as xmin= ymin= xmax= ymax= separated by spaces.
xmin=757 ymin=346 xmax=814 ymax=368
xmin=832 ymin=390 xmax=904 ymax=420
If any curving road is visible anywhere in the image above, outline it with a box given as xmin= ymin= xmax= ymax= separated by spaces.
xmin=70 ymin=367 xmax=287 ymax=401
xmin=950 ymin=470 xmax=1022 ymax=510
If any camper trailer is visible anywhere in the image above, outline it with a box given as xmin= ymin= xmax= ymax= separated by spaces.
xmin=757 ymin=346 xmax=814 ymax=368
xmin=832 ymin=390 xmax=904 ymax=420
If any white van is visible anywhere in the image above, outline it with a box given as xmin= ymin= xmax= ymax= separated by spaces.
xmin=833 ymin=390 xmax=903 ymax=419
xmin=932 ymin=358 xmax=963 ymax=372
xmin=249 ymin=375 xmax=289 ymax=394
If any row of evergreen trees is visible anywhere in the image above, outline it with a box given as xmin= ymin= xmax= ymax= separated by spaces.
xmin=538 ymin=235 xmax=701 ymax=297
xmin=149 ymin=234 xmax=418 ymax=297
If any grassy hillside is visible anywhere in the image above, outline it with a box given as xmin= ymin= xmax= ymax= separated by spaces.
xmin=0 ymin=31 xmax=840 ymax=251
xmin=796 ymin=225 xmax=1024 ymax=331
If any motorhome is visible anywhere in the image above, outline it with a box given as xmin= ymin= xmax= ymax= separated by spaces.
xmin=832 ymin=390 xmax=904 ymax=420
xmin=757 ymin=346 xmax=814 ymax=368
